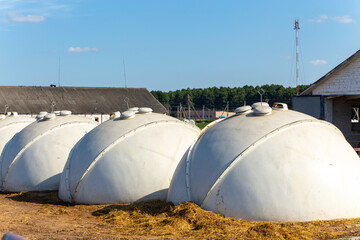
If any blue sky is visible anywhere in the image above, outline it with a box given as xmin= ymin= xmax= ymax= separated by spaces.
xmin=1 ymin=0 xmax=359 ymax=91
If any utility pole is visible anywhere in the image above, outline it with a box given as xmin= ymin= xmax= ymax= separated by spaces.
xmin=179 ymin=103 xmax=182 ymax=120
xmin=226 ymin=101 xmax=229 ymax=117
xmin=202 ymin=105 xmax=205 ymax=120
xmin=188 ymin=95 xmax=190 ymax=120
xmin=294 ymin=18 xmax=300 ymax=96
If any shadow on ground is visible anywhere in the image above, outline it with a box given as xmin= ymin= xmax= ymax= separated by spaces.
xmin=92 ymin=199 xmax=173 ymax=217
xmin=3 ymin=191 xmax=71 ymax=205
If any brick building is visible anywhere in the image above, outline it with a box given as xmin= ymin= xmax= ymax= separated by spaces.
xmin=293 ymin=49 xmax=360 ymax=147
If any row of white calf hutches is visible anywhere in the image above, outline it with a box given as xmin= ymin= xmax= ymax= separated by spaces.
xmin=1 ymin=103 xmax=360 ymax=223
xmin=0 ymin=106 xmax=201 ymax=207
xmin=167 ymin=103 xmax=360 ymax=222
xmin=58 ymin=107 xmax=201 ymax=204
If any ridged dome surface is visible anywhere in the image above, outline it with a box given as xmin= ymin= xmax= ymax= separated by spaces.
xmin=0 ymin=114 xmax=98 ymax=192
xmin=0 ymin=115 xmax=35 ymax=156
xmin=167 ymin=108 xmax=360 ymax=221
xmin=59 ymin=111 xmax=200 ymax=204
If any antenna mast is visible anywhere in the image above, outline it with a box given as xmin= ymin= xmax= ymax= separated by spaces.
xmin=294 ymin=19 xmax=300 ymax=96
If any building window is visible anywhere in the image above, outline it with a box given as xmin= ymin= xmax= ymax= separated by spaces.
xmin=352 ymin=106 xmax=360 ymax=131
xmin=352 ymin=107 xmax=360 ymax=123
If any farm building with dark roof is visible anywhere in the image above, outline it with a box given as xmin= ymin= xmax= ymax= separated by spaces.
xmin=0 ymin=86 xmax=167 ymax=122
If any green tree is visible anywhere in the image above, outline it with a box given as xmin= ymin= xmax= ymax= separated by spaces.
xmin=151 ymin=84 xmax=310 ymax=111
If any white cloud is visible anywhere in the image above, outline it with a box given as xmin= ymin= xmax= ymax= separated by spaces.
xmin=7 ymin=12 xmax=44 ymax=22
xmin=0 ymin=0 xmax=18 ymax=10
xmin=68 ymin=47 xmax=99 ymax=53
xmin=309 ymin=14 xmax=355 ymax=24
xmin=309 ymin=14 xmax=328 ymax=23
xmin=309 ymin=60 xmax=327 ymax=66
xmin=0 ymin=5 xmax=13 ymax=10
xmin=45 ymin=4 xmax=69 ymax=10
xmin=334 ymin=15 xmax=355 ymax=23
xmin=0 ymin=0 xmax=72 ymax=24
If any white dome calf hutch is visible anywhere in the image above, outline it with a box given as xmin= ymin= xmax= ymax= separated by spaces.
xmin=0 ymin=114 xmax=35 ymax=156
xmin=0 ymin=111 xmax=98 ymax=192
xmin=59 ymin=108 xmax=200 ymax=204
xmin=167 ymin=103 xmax=360 ymax=222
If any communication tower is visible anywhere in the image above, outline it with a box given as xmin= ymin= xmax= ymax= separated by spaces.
xmin=294 ymin=19 xmax=300 ymax=95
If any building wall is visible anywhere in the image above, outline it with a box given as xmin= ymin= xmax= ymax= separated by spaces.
xmin=312 ymin=55 xmax=360 ymax=95
xmin=332 ymin=97 xmax=360 ymax=147
xmin=300 ymin=52 xmax=360 ymax=147
xmin=324 ymin=98 xmax=333 ymax=122
xmin=292 ymin=96 xmax=322 ymax=119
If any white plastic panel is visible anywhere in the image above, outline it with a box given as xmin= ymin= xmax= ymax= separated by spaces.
xmin=0 ymin=116 xmax=35 ymax=160
xmin=59 ymin=113 xmax=200 ymax=204
xmin=167 ymin=109 xmax=360 ymax=221
xmin=0 ymin=115 xmax=98 ymax=192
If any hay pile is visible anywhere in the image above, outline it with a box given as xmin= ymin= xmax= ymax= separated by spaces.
xmin=93 ymin=200 xmax=352 ymax=239
xmin=4 ymin=191 xmax=360 ymax=239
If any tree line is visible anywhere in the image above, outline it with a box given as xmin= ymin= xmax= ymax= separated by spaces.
xmin=151 ymin=84 xmax=309 ymax=112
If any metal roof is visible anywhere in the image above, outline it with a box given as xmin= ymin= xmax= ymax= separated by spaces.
xmin=0 ymin=86 xmax=167 ymax=114
xmin=301 ymin=49 xmax=360 ymax=95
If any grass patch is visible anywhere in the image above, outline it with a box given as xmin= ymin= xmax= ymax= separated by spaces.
xmin=195 ymin=119 xmax=216 ymax=129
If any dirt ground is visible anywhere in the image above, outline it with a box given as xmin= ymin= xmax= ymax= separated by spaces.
xmin=1 ymin=191 xmax=360 ymax=239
